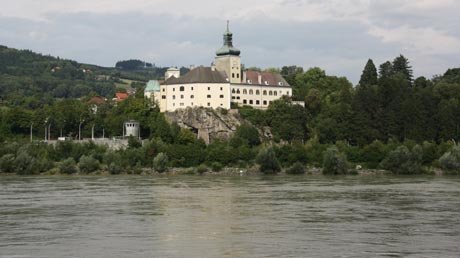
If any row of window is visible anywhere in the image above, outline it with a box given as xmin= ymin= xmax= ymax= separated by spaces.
xmin=232 ymin=89 xmax=289 ymax=96
xmin=240 ymin=99 xmax=271 ymax=106
xmin=168 ymin=94 xmax=225 ymax=100
xmin=167 ymin=86 xmax=224 ymax=92
xmin=171 ymin=102 xmax=225 ymax=107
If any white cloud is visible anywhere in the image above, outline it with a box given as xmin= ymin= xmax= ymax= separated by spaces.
xmin=368 ymin=25 xmax=460 ymax=55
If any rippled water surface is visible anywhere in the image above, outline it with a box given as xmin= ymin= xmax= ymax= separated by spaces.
xmin=1 ymin=175 xmax=460 ymax=258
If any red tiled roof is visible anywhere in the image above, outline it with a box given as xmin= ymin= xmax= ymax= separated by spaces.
xmin=115 ymin=92 xmax=129 ymax=99
xmin=89 ymin=97 xmax=106 ymax=104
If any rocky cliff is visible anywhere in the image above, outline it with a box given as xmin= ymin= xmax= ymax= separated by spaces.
xmin=165 ymin=107 xmax=243 ymax=144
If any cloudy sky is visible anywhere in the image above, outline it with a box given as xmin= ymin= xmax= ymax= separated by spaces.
xmin=1 ymin=0 xmax=459 ymax=84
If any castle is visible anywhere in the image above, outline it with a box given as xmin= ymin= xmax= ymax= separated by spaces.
xmin=145 ymin=23 xmax=292 ymax=112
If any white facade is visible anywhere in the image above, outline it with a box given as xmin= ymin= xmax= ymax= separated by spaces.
xmin=156 ymin=83 xmax=231 ymax=112
xmin=230 ymin=84 xmax=291 ymax=109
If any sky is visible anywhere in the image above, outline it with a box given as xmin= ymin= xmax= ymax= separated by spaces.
xmin=0 ymin=0 xmax=459 ymax=84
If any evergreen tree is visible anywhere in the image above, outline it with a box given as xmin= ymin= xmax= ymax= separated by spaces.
xmin=379 ymin=61 xmax=393 ymax=79
xmin=359 ymin=59 xmax=378 ymax=86
xmin=392 ymin=55 xmax=413 ymax=85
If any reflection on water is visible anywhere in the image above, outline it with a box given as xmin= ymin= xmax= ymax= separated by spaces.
xmin=1 ymin=175 xmax=459 ymax=257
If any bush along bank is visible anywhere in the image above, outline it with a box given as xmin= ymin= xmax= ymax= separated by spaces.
xmin=0 ymin=137 xmax=459 ymax=176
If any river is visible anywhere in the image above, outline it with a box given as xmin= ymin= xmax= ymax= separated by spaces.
xmin=0 ymin=175 xmax=459 ymax=257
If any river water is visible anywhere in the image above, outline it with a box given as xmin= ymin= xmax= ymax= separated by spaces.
xmin=0 ymin=175 xmax=459 ymax=258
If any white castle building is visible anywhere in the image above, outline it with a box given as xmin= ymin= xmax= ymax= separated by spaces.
xmin=145 ymin=24 xmax=292 ymax=112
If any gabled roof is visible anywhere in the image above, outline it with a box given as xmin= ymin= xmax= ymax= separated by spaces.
xmin=164 ymin=66 xmax=228 ymax=85
xmin=115 ymin=92 xmax=129 ymax=99
xmin=243 ymin=70 xmax=290 ymax=87
xmin=145 ymin=80 xmax=160 ymax=92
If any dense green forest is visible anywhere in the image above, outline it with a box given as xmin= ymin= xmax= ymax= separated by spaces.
xmin=1 ymin=45 xmax=460 ymax=175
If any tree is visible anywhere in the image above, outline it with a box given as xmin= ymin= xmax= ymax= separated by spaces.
xmin=256 ymin=147 xmax=281 ymax=174
xmin=59 ymin=158 xmax=77 ymax=174
xmin=359 ymin=59 xmax=378 ymax=86
xmin=322 ymin=146 xmax=348 ymax=174
xmin=234 ymin=123 xmax=261 ymax=147
xmin=392 ymin=55 xmax=413 ymax=85
xmin=379 ymin=61 xmax=393 ymax=79
xmin=153 ymin=152 xmax=169 ymax=172
xmin=78 ymin=155 xmax=100 ymax=173
xmin=380 ymin=145 xmax=423 ymax=174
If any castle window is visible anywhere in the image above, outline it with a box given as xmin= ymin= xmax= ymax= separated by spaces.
xmin=237 ymin=96 xmax=240 ymax=100
xmin=256 ymin=90 xmax=260 ymax=95
xmin=263 ymin=100 xmax=267 ymax=105
xmin=162 ymin=95 xmax=166 ymax=99
xmin=172 ymin=95 xmax=176 ymax=100
xmin=237 ymin=74 xmax=239 ymax=78
xmin=249 ymin=90 xmax=253 ymax=95
xmin=287 ymin=91 xmax=290 ymax=95
xmin=180 ymin=86 xmax=185 ymax=91
xmin=243 ymin=89 xmax=247 ymax=94
xmin=256 ymin=100 xmax=260 ymax=105
xmin=173 ymin=88 xmax=175 ymax=91
xmin=232 ymin=89 xmax=235 ymax=93
xmin=191 ymin=95 xmax=194 ymax=99
xmin=279 ymin=82 xmax=284 ymax=86
xmin=263 ymin=90 xmax=267 ymax=95
xmin=180 ymin=103 xmax=184 ymax=106
xmin=162 ymin=88 xmax=165 ymax=92
xmin=232 ymin=96 xmax=235 ymax=100
xmin=220 ymin=87 xmax=223 ymax=91
xmin=181 ymin=95 xmax=184 ymax=99
xmin=232 ymin=73 xmax=235 ymax=78
xmin=191 ymin=102 xmax=194 ymax=106
xmin=243 ymin=99 xmax=247 ymax=104
xmin=207 ymin=102 xmax=211 ymax=106
xmin=191 ymin=87 xmax=194 ymax=91
xmin=274 ymin=91 xmax=277 ymax=96
xmin=269 ymin=91 xmax=273 ymax=96
xmin=173 ymin=103 xmax=175 ymax=107
xmin=265 ymin=81 xmax=269 ymax=85
xmin=237 ymin=89 xmax=240 ymax=94
xmin=208 ymin=87 xmax=210 ymax=90
xmin=220 ymin=95 xmax=224 ymax=98
xmin=207 ymin=95 xmax=211 ymax=98
xmin=249 ymin=100 xmax=253 ymax=104
xmin=247 ymin=80 xmax=252 ymax=84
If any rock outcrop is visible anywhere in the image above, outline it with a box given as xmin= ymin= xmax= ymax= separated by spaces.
xmin=165 ymin=107 xmax=243 ymax=144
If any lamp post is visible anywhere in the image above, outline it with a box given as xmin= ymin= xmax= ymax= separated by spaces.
xmin=30 ymin=122 xmax=33 ymax=142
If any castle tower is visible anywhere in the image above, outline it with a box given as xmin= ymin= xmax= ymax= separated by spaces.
xmin=215 ymin=21 xmax=241 ymax=84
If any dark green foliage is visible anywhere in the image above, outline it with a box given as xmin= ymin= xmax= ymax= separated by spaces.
xmin=153 ymin=152 xmax=169 ymax=173
xmin=359 ymin=59 xmax=378 ymax=86
xmin=128 ymin=136 xmax=142 ymax=149
xmin=322 ymin=146 xmax=348 ymax=175
xmin=274 ymin=144 xmax=308 ymax=167
xmin=439 ymin=146 xmax=460 ymax=172
xmin=380 ymin=145 xmax=423 ymax=174
xmin=0 ymin=154 xmax=15 ymax=173
xmin=210 ymin=162 xmax=223 ymax=172
xmin=196 ymin=164 xmax=208 ymax=174
xmin=392 ymin=55 xmax=413 ymax=85
xmin=234 ymin=123 xmax=261 ymax=147
xmin=256 ymin=147 xmax=281 ymax=174
xmin=78 ymin=155 xmax=100 ymax=173
xmin=59 ymin=158 xmax=77 ymax=174
xmin=286 ymin=162 xmax=305 ymax=175
xmin=115 ymin=60 xmax=145 ymax=70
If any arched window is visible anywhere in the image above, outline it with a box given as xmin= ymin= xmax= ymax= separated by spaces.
xmin=263 ymin=90 xmax=267 ymax=95
xmin=179 ymin=86 xmax=185 ymax=91
xmin=269 ymin=91 xmax=273 ymax=96
xmin=232 ymin=89 xmax=236 ymax=93
xmin=237 ymin=89 xmax=240 ymax=94
xmin=243 ymin=89 xmax=247 ymax=94
xmin=249 ymin=89 xmax=253 ymax=95
xmin=256 ymin=90 xmax=260 ymax=95
xmin=274 ymin=91 xmax=277 ymax=96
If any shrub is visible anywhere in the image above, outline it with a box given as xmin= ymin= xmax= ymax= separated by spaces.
xmin=128 ymin=136 xmax=142 ymax=149
xmin=210 ymin=162 xmax=223 ymax=172
xmin=256 ymin=147 xmax=281 ymax=174
xmin=0 ymin=154 xmax=15 ymax=173
xmin=380 ymin=145 xmax=423 ymax=174
xmin=286 ymin=162 xmax=305 ymax=175
xmin=78 ymin=155 xmax=100 ymax=173
xmin=322 ymin=146 xmax=348 ymax=175
xmin=153 ymin=152 xmax=169 ymax=173
xmin=196 ymin=164 xmax=208 ymax=174
xmin=14 ymin=150 xmax=37 ymax=175
xmin=107 ymin=162 xmax=123 ymax=174
xmin=235 ymin=123 xmax=261 ymax=147
xmin=59 ymin=158 xmax=77 ymax=174
xmin=439 ymin=146 xmax=460 ymax=172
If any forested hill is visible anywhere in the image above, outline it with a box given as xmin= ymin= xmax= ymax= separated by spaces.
xmin=0 ymin=45 xmax=187 ymax=106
